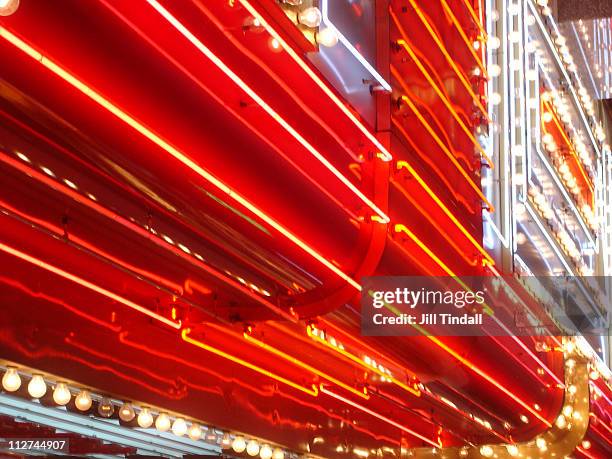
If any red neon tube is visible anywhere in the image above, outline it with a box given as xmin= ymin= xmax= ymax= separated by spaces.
xmin=0 ymin=241 xmax=181 ymax=329
xmin=320 ymin=385 xmax=439 ymax=448
xmin=145 ymin=0 xmax=390 ymax=224
xmin=0 ymin=27 xmax=361 ymax=292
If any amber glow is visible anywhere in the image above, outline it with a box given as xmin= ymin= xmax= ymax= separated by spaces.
xmin=396 ymin=93 xmax=494 ymax=211
xmin=181 ymin=328 xmax=319 ymax=397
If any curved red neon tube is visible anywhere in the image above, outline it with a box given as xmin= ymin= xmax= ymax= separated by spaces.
xmin=0 ymin=26 xmax=361 ymax=292
xmin=145 ymin=0 xmax=390 ymax=224
xmin=0 ymin=241 xmax=181 ymax=329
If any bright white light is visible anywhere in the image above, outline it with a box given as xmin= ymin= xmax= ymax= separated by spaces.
xmin=1 ymin=367 xmax=21 ymax=392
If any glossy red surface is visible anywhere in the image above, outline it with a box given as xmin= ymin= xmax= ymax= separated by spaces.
xmin=0 ymin=0 xmax=609 ymax=457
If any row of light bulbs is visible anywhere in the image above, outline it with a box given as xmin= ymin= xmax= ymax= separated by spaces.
xmin=277 ymin=1 xmax=338 ymax=48
xmin=536 ymin=0 xmax=608 ymax=147
xmin=527 ymin=186 xmax=593 ymax=275
xmin=1 ymin=367 xmax=287 ymax=459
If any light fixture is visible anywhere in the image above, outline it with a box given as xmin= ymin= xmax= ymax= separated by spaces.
xmin=582 ymin=440 xmax=591 ymax=449
xmin=535 ymin=437 xmax=547 ymax=451
xmin=172 ymin=418 xmax=188 ymax=436
xmin=0 ymin=0 xmax=19 ymax=16
xmin=188 ymin=423 xmax=203 ymax=441
xmin=97 ymin=398 xmax=115 ymax=417
xmin=74 ymin=390 xmax=93 ymax=411
xmin=52 ymin=382 xmax=72 ymax=406
xmin=27 ymin=375 xmax=47 ymax=398
xmin=489 ymin=64 xmax=501 ymax=77
xmin=506 ymin=445 xmax=519 ymax=456
xmin=260 ymin=444 xmax=273 ymax=459
xmin=155 ymin=413 xmax=171 ymax=432
xmin=2 ymin=367 xmax=21 ymax=392
xmin=479 ymin=445 xmax=493 ymax=457
xmin=232 ymin=436 xmax=247 ymax=453
xmin=488 ymin=36 xmax=501 ymax=49
xmin=272 ymin=448 xmax=285 ymax=459
xmin=137 ymin=408 xmax=154 ymax=428
xmin=220 ymin=432 xmax=232 ymax=448
xmin=489 ymin=93 xmax=502 ymax=106
xmin=247 ymin=440 xmax=260 ymax=456
xmin=119 ymin=403 xmax=136 ymax=422
xmin=316 ymin=27 xmax=338 ymax=47
xmin=555 ymin=414 xmax=567 ymax=429
xmin=297 ymin=7 xmax=321 ymax=28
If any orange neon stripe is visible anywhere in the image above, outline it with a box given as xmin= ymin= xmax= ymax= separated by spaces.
xmin=390 ymin=61 xmax=489 ymax=170
xmin=306 ymin=325 xmax=421 ymax=397
xmin=458 ymin=0 xmax=488 ymax=38
xmin=395 ymin=93 xmax=494 ymax=211
xmin=181 ymin=328 xmax=319 ymax=396
xmin=391 ymin=181 xmax=479 ymax=267
xmin=235 ymin=0 xmax=393 ymax=163
xmin=391 ymin=117 xmax=476 ymax=212
xmin=542 ymin=101 xmax=594 ymax=198
xmin=320 ymin=385 xmax=440 ymax=447
xmin=395 ymin=5 xmax=491 ymax=124
xmin=439 ymin=0 xmax=487 ymax=76
xmin=0 ymin=27 xmax=361 ymax=292
xmin=242 ymin=330 xmax=370 ymax=400
xmin=146 ymin=0 xmax=389 ymax=224
xmin=425 ymin=335 xmax=553 ymax=427
xmin=394 ymin=224 xmax=457 ymax=276
xmin=0 ymin=152 xmax=296 ymax=321
xmin=394 ymin=36 xmax=489 ymax=125
xmin=0 ymin=241 xmax=181 ymax=329
xmin=396 ymin=160 xmax=494 ymax=265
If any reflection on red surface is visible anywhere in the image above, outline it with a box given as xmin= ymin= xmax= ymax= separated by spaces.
xmin=0 ymin=0 xmax=609 ymax=457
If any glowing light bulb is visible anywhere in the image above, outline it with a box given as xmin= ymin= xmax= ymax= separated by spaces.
xmin=2 ymin=367 xmax=21 ymax=392
xmin=75 ymin=390 xmax=92 ymax=411
xmin=268 ymin=37 xmax=282 ymax=53
xmin=506 ymin=445 xmax=519 ymax=456
xmin=155 ymin=413 xmax=171 ymax=432
xmin=479 ymin=445 xmax=493 ymax=457
xmin=52 ymin=383 xmax=71 ymax=405
xmin=171 ymin=417 xmax=187 ymax=436
xmin=316 ymin=27 xmax=338 ymax=47
xmin=27 ymin=375 xmax=47 ymax=398
xmin=542 ymin=112 xmax=553 ymax=123
xmin=188 ymin=423 xmax=203 ymax=441
xmin=568 ymin=385 xmax=577 ymax=394
xmin=0 ymin=0 xmax=19 ymax=16
xmin=489 ymin=64 xmax=501 ymax=77
xmin=260 ymin=445 xmax=273 ymax=459
xmin=247 ymin=440 xmax=260 ymax=456
xmin=232 ymin=437 xmax=247 ymax=453
xmin=119 ymin=403 xmax=136 ymax=422
xmin=489 ymin=93 xmax=502 ymax=106
xmin=556 ymin=414 xmax=567 ymax=429
xmin=297 ymin=7 xmax=321 ymax=28
xmin=536 ymin=437 xmax=547 ymax=450
xmin=488 ymin=36 xmax=501 ymax=49
xmin=272 ymin=448 xmax=285 ymax=459
xmin=97 ymin=398 xmax=115 ymax=417
xmin=137 ymin=408 xmax=154 ymax=428
xmin=582 ymin=440 xmax=591 ymax=449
